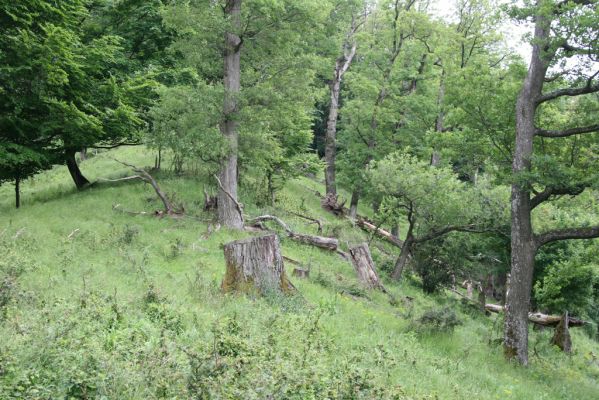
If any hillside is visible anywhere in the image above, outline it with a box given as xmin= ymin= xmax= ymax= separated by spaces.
xmin=1 ymin=147 xmax=598 ymax=399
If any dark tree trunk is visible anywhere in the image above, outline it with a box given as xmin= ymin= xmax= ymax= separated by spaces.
xmin=221 ymin=234 xmax=295 ymax=295
xmin=504 ymin=13 xmax=550 ymax=366
xmin=325 ymin=41 xmax=357 ymax=196
xmin=550 ymin=311 xmax=572 ymax=354
xmin=218 ymin=0 xmax=244 ymax=229
xmin=391 ymin=236 xmax=413 ymax=280
xmin=349 ymin=190 xmax=359 ymax=219
xmin=15 ymin=175 xmax=20 ymax=209
xmin=392 ymin=206 xmax=415 ymax=280
xmin=66 ymin=150 xmax=90 ymax=189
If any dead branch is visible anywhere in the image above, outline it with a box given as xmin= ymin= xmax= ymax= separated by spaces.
xmin=112 ymin=159 xmax=181 ymax=215
xmin=213 ymin=174 xmax=244 ymax=224
xmin=249 ymin=215 xmax=339 ymax=252
xmin=286 ymin=210 xmax=323 ymax=234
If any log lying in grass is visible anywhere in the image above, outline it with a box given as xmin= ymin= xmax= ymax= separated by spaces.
xmin=484 ymin=303 xmax=586 ymax=327
xmin=250 ymin=215 xmax=339 ymax=251
xmin=221 ymin=234 xmax=295 ymax=295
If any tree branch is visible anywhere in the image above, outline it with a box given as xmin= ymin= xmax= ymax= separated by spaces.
xmin=213 ymin=174 xmax=244 ymax=225
xmin=536 ymin=82 xmax=599 ymax=104
xmin=530 ymin=185 xmax=585 ymax=209
xmin=535 ymin=123 xmax=599 ymax=138
xmin=536 ymin=226 xmax=599 ymax=248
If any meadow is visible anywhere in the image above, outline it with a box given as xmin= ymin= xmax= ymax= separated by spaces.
xmin=1 ymin=147 xmax=598 ymax=399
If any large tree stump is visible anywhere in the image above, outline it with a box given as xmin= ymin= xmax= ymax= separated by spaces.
xmin=221 ymin=234 xmax=295 ymax=295
xmin=550 ymin=311 xmax=572 ymax=353
xmin=349 ymin=243 xmax=384 ymax=290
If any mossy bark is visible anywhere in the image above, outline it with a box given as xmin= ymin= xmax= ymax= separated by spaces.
xmin=221 ymin=234 xmax=295 ymax=295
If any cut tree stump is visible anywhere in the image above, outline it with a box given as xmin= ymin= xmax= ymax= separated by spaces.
xmin=221 ymin=234 xmax=295 ymax=295
xmin=349 ymin=243 xmax=385 ymax=291
xmin=550 ymin=311 xmax=572 ymax=353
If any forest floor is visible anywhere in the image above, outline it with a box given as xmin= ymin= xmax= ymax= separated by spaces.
xmin=1 ymin=147 xmax=598 ymax=399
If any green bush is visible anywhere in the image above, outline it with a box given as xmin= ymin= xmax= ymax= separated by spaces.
xmin=415 ymin=307 xmax=462 ymax=334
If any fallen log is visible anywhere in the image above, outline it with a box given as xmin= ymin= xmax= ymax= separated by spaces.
xmin=221 ymin=234 xmax=295 ymax=295
xmin=484 ymin=303 xmax=586 ymax=327
xmin=250 ymin=215 xmax=339 ymax=251
xmin=356 ymin=217 xmax=403 ymax=247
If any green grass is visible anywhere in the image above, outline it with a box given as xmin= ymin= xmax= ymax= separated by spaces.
xmin=0 ymin=147 xmax=598 ymax=399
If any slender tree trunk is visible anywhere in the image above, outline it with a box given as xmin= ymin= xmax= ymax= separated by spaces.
xmin=391 ymin=236 xmax=413 ymax=280
xmin=15 ymin=174 xmax=20 ymax=209
xmin=504 ymin=13 xmax=550 ymax=366
xmin=349 ymin=189 xmax=359 ymax=219
xmin=218 ymin=0 xmax=244 ymax=229
xmin=325 ymin=78 xmax=341 ymax=196
xmin=325 ymin=41 xmax=357 ymax=196
xmin=431 ymin=70 xmax=445 ymax=166
xmin=66 ymin=150 xmax=90 ymax=189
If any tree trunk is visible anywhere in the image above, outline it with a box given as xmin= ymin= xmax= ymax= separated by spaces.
xmin=66 ymin=150 xmax=90 ymax=189
xmin=550 ymin=311 xmax=572 ymax=354
xmin=504 ymin=13 xmax=550 ymax=366
xmin=221 ymin=234 xmax=295 ymax=295
xmin=15 ymin=175 xmax=20 ymax=209
xmin=431 ymin=70 xmax=445 ymax=166
xmin=391 ymin=236 xmax=413 ymax=280
xmin=325 ymin=78 xmax=341 ymax=197
xmin=349 ymin=190 xmax=359 ymax=219
xmin=325 ymin=41 xmax=357 ymax=196
xmin=349 ymin=243 xmax=384 ymax=290
xmin=218 ymin=0 xmax=244 ymax=230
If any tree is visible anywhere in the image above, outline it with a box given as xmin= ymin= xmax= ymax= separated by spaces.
xmin=338 ymin=0 xmax=437 ymax=218
xmin=162 ymin=0 xmax=329 ymax=226
xmin=0 ymin=0 xmax=154 ymax=191
xmin=504 ymin=0 xmax=599 ymax=365
xmin=324 ymin=0 xmax=366 ymax=196
xmin=369 ymin=152 xmax=508 ymax=281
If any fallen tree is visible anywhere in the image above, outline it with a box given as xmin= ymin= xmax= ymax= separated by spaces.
xmin=484 ymin=303 xmax=585 ymax=327
xmin=250 ymin=215 xmax=339 ymax=251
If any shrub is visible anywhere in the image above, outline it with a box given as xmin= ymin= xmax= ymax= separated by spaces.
xmin=415 ymin=307 xmax=462 ymax=334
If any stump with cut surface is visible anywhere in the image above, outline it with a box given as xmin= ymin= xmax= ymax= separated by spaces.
xmin=349 ymin=243 xmax=384 ymax=290
xmin=221 ymin=234 xmax=295 ymax=295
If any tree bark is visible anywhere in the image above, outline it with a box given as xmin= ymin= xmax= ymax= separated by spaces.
xmin=15 ymin=174 xmax=20 ymax=209
xmin=218 ymin=0 xmax=244 ymax=230
xmin=504 ymin=12 xmax=551 ymax=366
xmin=391 ymin=236 xmax=413 ymax=280
xmin=349 ymin=243 xmax=385 ymax=291
xmin=349 ymin=190 xmax=359 ymax=219
xmin=66 ymin=150 xmax=90 ymax=189
xmin=221 ymin=234 xmax=295 ymax=295
xmin=325 ymin=42 xmax=357 ymax=196
xmin=550 ymin=311 xmax=572 ymax=353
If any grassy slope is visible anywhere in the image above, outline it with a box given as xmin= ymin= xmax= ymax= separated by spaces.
xmin=0 ymin=147 xmax=597 ymax=399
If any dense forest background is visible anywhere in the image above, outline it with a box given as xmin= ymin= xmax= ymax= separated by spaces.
xmin=0 ymin=0 xmax=598 ymax=398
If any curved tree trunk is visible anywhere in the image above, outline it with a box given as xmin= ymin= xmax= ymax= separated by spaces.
xmin=221 ymin=234 xmax=295 ymax=295
xmin=218 ymin=0 xmax=244 ymax=230
xmin=66 ymin=150 xmax=90 ymax=189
